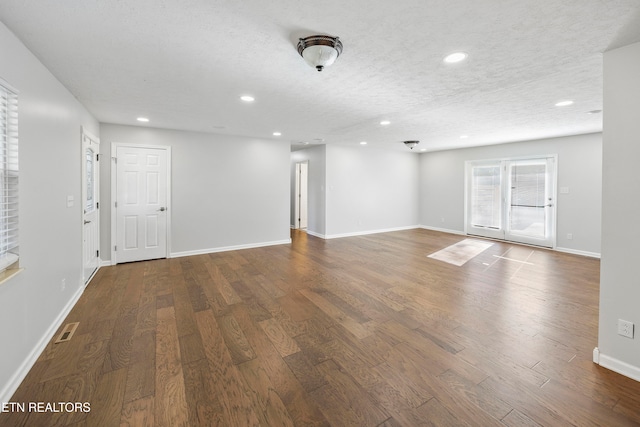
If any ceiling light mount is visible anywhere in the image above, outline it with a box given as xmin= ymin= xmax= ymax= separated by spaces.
xmin=297 ymin=35 xmax=343 ymax=72
xmin=403 ymin=140 xmax=420 ymax=150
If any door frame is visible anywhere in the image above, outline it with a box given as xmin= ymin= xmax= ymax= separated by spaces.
xmin=464 ymin=154 xmax=557 ymax=248
xmin=81 ymin=126 xmax=100 ymax=284
xmin=110 ymin=142 xmax=172 ymax=264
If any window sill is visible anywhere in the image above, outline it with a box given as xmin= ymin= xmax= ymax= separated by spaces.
xmin=0 ymin=266 xmax=23 ymax=286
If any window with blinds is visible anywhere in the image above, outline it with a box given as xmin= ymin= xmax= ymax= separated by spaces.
xmin=0 ymin=81 xmax=19 ymax=272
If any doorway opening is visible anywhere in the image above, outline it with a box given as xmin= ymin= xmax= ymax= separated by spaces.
xmin=294 ymin=161 xmax=308 ymax=230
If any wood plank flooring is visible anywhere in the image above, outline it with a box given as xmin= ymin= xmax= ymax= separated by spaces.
xmin=3 ymin=229 xmax=640 ymax=426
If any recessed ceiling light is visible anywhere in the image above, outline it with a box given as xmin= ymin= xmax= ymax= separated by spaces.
xmin=273 ymin=132 xmax=282 ymax=136
xmin=555 ymin=100 xmax=574 ymax=107
xmin=460 ymin=135 xmax=469 ymax=139
xmin=420 ymin=149 xmax=427 ymax=152
xmin=443 ymin=52 xmax=468 ymax=63
xmin=360 ymin=141 xmax=367 ymax=145
xmin=240 ymin=95 xmax=255 ymax=102
xmin=137 ymin=117 xmax=149 ymax=122
xmin=380 ymin=120 xmax=391 ymax=126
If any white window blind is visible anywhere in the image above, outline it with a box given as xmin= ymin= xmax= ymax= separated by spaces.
xmin=0 ymin=82 xmax=19 ymax=271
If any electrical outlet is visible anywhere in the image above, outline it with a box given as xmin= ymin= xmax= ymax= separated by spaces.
xmin=567 ymin=233 xmax=573 ymax=240
xmin=618 ymin=319 xmax=634 ymax=338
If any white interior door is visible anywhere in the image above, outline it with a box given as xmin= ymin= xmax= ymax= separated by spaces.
xmin=114 ymin=145 xmax=170 ymax=263
xmin=82 ymin=129 xmax=100 ymax=284
xmin=466 ymin=156 xmax=556 ymax=248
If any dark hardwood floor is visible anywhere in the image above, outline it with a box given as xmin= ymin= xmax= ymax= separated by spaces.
xmin=3 ymin=229 xmax=640 ymax=426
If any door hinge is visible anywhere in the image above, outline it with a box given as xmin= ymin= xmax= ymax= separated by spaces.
xmin=96 ymin=154 xmax=99 ymax=161
xmin=96 ymin=250 xmax=99 ymax=257
xmin=112 ymin=157 xmax=117 ymax=164
xmin=96 ymin=202 xmax=99 ymax=209
xmin=114 ymin=245 xmax=117 ymax=251
xmin=115 ymin=201 xmax=117 ymax=208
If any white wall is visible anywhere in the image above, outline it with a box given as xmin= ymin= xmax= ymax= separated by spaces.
xmin=291 ymin=145 xmax=326 ymax=236
xmin=100 ymin=124 xmax=291 ymax=258
xmin=325 ymin=145 xmax=419 ymax=237
xmin=0 ymin=22 xmax=100 ymax=401
xmin=598 ymin=41 xmax=640 ymax=380
xmin=419 ymin=133 xmax=602 ymax=256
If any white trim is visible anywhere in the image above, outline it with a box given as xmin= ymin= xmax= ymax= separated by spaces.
xmin=419 ymin=225 xmax=466 ymax=235
xmin=306 ymin=230 xmax=326 ymax=239
xmin=595 ymin=350 xmax=640 ymax=383
xmin=170 ymin=239 xmax=292 ymax=258
xmin=100 ymin=259 xmax=114 ymax=267
xmin=110 ymin=142 xmax=172 ymax=264
xmin=80 ymin=126 xmax=99 ymax=146
xmin=323 ymin=225 xmax=419 ymax=240
xmin=555 ymin=246 xmax=601 ymax=259
xmin=0 ymin=76 xmax=19 ymax=94
xmin=0 ymin=284 xmax=85 ymax=403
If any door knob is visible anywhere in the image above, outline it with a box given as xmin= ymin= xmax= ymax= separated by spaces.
xmin=158 ymin=207 xmax=166 ymax=212
xmin=84 ymin=220 xmax=91 ymax=224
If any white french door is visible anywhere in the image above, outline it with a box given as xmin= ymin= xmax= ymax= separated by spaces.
xmin=82 ymin=128 xmax=100 ymax=284
xmin=112 ymin=144 xmax=171 ymax=263
xmin=465 ymin=156 xmax=556 ymax=248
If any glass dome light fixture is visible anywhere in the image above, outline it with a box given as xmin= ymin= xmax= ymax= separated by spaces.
xmin=404 ymin=140 xmax=420 ymax=150
xmin=297 ymin=35 xmax=343 ymax=72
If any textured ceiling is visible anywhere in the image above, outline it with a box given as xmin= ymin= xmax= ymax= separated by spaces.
xmin=1 ymin=0 xmax=640 ymax=152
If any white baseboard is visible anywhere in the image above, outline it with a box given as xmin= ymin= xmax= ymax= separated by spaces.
xmin=0 ymin=284 xmax=86 ymax=403
xmin=555 ymin=247 xmax=601 ymax=259
xmin=418 ymin=224 xmax=466 ymax=235
xmin=305 ymin=230 xmax=326 ymax=239
xmin=170 ymin=239 xmax=292 ymax=258
xmin=594 ymin=349 xmax=640 ymax=382
xmin=322 ymin=225 xmax=419 ymax=240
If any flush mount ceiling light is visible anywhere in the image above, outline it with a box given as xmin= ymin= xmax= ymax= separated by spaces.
xmin=380 ymin=120 xmax=391 ymax=126
xmin=555 ymin=100 xmax=574 ymax=107
xmin=240 ymin=95 xmax=255 ymax=102
xmin=137 ymin=117 xmax=149 ymax=122
xmin=404 ymin=140 xmax=420 ymax=150
xmin=297 ymin=35 xmax=343 ymax=72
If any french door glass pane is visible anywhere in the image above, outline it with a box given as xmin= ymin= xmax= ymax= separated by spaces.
xmin=509 ymin=161 xmax=545 ymax=238
xmin=471 ymin=166 xmax=501 ymax=229
xmin=85 ymin=148 xmax=94 ymax=212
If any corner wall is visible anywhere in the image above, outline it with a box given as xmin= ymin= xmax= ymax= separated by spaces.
xmin=325 ymin=145 xmax=419 ymax=238
xmin=418 ymin=133 xmax=602 ymax=256
xmin=0 ymin=22 xmax=100 ymax=401
xmin=100 ymin=124 xmax=292 ymax=259
xmin=598 ymin=40 xmax=640 ymax=381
